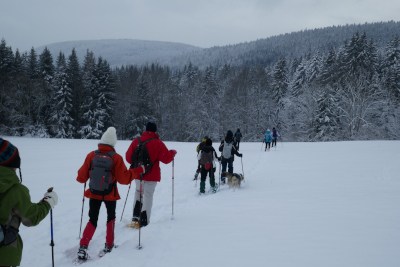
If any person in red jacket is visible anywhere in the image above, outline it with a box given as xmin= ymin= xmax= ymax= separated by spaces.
xmin=76 ymin=127 xmax=145 ymax=261
xmin=125 ymin=121 xmax=176 ymax=228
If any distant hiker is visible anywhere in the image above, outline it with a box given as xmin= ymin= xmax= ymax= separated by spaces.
xmin=198 ymin=138 xmax=220 ymax=194
xmin=76 ymin=127 xmax=145 ymax=261
xmin=263 ymin=129 xmax=274 ymax=151
xmin=272 ymin=127 xmax=280 ymax=147
xmin=234 ymin=129 xmax=243 ymax=150
xmin=125 ymin=121 xmax=176 ymax=229
xmin=0 ymin=138 xmax=58 ymax=267
xmin=219 ymin=130 xmax=242 ymax=184
xmin=194 ymin=136 xmax=208 ymax=180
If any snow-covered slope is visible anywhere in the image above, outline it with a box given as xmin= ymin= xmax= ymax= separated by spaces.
xmin=3 ymin=137 xmax=400 ymax=267
xmin=35 ymin=39 xmax=202 ymax=68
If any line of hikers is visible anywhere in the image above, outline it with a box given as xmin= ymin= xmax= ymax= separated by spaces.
xmin=263 ymin=127 xmax=280 ymax=151
xmin=195 ymin=129 xmax=243 ymax=195
xmin=0 ymin=121 xmax=177 ymax=266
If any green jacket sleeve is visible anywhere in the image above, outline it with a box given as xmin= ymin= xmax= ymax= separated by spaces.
xmin=11 ymin=183 xmax=51 ymax=227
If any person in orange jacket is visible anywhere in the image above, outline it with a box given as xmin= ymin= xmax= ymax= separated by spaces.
xmin=125 ymin=121 xmax=176 ymax=228
xmin=76 ymin=127 xmax=145 ymax=261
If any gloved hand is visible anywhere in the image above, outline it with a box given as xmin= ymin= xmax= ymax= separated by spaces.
xmin=239 ymin=153 xmax=243 ymax=157
xmin=170 ymin=149 xmax=177 ymax=156
xmin=133 ymin=164 xmax=146 ymax=175
xmin=218 ymin=156 xmax=222 ymax=162
xmin=43 ymin=191 xmax=58 ymax=209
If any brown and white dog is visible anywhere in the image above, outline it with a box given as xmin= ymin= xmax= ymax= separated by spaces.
xmin=222 ymin=171 xmax=244 ymax=189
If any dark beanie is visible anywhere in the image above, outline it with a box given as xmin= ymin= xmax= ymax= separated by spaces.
xmin=206 ymin=138 xmax=212 ymax=146
xmin=146 ymin=121 xmax=157 ymax=132
xmin=0 ymin=138 xmax=21 ymax=168
xmin=225 ymin=130 xmax=234 ymax=142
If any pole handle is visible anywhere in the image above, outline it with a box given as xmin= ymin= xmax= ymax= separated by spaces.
xmin=47 ymin=187 xmax=53 ymax=192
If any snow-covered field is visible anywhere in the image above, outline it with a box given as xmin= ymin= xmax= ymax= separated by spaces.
xmin=4 ymin=137 xmax=400 ymax=267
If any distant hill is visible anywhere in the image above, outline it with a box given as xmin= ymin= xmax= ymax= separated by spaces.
xmin=36 ymin=39 xmax=203 ymax=68
xmin=36 ymin=21 xmax=400 ymax=70
xmin=166 ymin=21 xmax=400 ymax=69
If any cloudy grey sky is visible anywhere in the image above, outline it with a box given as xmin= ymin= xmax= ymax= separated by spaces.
xmin=1 ymin=0 xmax=400 ymax=52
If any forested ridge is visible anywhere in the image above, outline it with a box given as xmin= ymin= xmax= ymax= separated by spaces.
xmin=1 ymin=21 xmax=400 ymax=141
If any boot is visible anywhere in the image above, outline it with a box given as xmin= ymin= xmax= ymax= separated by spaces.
xmin=77 ymin=245 xmax=88 ymax=261
xmin=200 ymin=180 xmax=206 ymax=194
xmin=139 ymin=211 xmax=148 ymax=228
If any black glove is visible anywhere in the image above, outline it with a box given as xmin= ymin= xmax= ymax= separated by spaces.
xmin=239 ymin=153 xmax=243 ymax=157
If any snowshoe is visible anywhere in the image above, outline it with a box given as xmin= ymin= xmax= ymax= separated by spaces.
xmin=99 ymin=243 xmax=113 ymax=257
xmin=127 ymin=217 xmax=140 ymax=229
xmin=208 ymin=183 xmax=219 ymax=194
xmin=73 ymin=245 xmax=89 ymax=265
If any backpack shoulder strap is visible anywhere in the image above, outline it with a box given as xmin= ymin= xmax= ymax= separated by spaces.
xmin=142 ymin=137 xmax=155 ymax=145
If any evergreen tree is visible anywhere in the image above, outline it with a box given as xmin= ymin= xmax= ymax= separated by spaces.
xmin=313 ymin=86 xmax=339 ymax=141
xmin=79 ymin=50 xmax=101 ymax=139
xmin=66 ymin=48 xmax=83 ymax=136
xmin=272 ymin=57 xmax=288 ymax=130
xmin=95 ymin=57 xmax=115 ymax=131
xmin=50 ymin=52 xmax=74 ymax=138
xmin=38 ymin=47 xmax=54 ymax=84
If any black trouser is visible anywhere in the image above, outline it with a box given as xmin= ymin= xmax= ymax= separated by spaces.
xmin=272 ymin=138 xmax=277 ymax=147
xmin=265 ymin=142 xmax=271 ymax=150
xmin=89 ymin=199 xmax=116 ymax=228
xmin=236 ymin=140 xmax=240 ymax=150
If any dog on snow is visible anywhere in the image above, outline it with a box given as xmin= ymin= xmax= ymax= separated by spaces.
xmin=222 ymin=172 xmax=244 ymax=189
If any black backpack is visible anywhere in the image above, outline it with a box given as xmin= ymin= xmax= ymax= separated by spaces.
xmin=88 ymin=150 xmax=115 ymax=196
xmin=0 ymin=216 xmax=19 ymax=248
xmin=130 ymin=137 xmax=155 ymax=176
xmin=199 ymin=149 xmax=213 ymax=170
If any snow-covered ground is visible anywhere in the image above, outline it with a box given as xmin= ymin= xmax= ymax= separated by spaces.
xmin=4 ymin=137 xmax=400 ymax=267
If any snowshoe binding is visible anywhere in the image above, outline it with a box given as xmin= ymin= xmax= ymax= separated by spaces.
xmin=73 ymin=245 xmax=89 ymax=265
xmin=99 ymin=243 xmax=113 ymax=257
xmin=208 ymin=183 xmax=219 ymax=194
xmin=128 ymin=217 xmax=140 ymax=229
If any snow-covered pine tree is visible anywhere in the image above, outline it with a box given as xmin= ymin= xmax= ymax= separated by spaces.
xmin=67 ymin=48 xmax=83 ymax=137
xmin=50 ymin=52 xmax=74 ymax=138
xmin=95 ymin=57 xmax=115 ymax=131
xmin=272 ymin=57 xmax=288 ymax=131
xmin=79 ymin=50 xmax=103 ymax=139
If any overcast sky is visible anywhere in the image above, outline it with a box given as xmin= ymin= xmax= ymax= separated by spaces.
xmin=1 ymin=0 xmax=400 ymax=52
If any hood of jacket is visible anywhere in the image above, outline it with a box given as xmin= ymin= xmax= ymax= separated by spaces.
xmin=201 ymin=145 xmax=214 ymax=153
xmin=0 ymin=166 xmax=20 ymax=194
xmin=141 ymin=131 xmax=160 ymax=142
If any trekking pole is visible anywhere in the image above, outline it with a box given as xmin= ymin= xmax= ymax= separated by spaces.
xmin=260 ymin=142 xmax=263 ymax=151
xmin=78 ymin=183 xmax=86 ymax=239
xmin=120 ymin=182 xmax=132 ymax=221
xmin=280 ymin=137 xmax=283 ymax=147
xmin=48 ymin=187 xmax=55 ymax=267
xmin=241 ymin=157 xmax=245 ymax=182
xmin=137 ymin=176 xmax=143 ymax=250
xmin=218 ymin=161 xmax=221 ymax=192
xmin=171 ymin=159 xmax=174 ymax=220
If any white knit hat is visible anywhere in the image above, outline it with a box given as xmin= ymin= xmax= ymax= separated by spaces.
xmin=100 ymin=127 xmax=117 ymax=147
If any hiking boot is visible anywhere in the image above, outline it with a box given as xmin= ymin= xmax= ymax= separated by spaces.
xmin=103 ymin=243 xmax=113 ymax=253
xmin=77 ymin=245 xmax=88 ymax=260
xmin=209 ymin=183 xmax=218 ymax=194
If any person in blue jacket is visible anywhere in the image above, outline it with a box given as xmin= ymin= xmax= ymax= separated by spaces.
xmin=263 ymin=129 xmax=274 ymax=151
